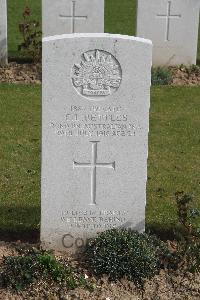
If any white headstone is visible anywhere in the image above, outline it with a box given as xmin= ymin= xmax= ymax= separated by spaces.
xmin=0 ymin=0 xmax=7 ymax=65
xmin=42 ymin=0 xmax=104 ymax=37
xmin=41 ymin=33 xmax=152 ymax=252
xmin=137 ymin=0 xmax=200 ymax=66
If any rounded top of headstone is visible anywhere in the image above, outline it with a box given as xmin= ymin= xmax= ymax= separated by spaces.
xmin=42 ymin=33 xmax=153 ymax=46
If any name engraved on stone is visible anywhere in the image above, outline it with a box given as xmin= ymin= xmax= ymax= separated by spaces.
xmin=59 ymin=1 xmax=88 ymax=33
xmin=50 ymin=105 xmax=139 ymax=138
xmin=72 ymin=50 xmax=122 ymax=99
xmin=73 ymin=141 xmax=115 ymax=205
xmin=156 ymin=1 xmax=181 ymax=41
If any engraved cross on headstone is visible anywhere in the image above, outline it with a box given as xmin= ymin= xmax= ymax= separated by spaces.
xmin=73 ymin=141 xmax=115 ymax=206
xmin=156 ymin=1 xmax=181 ymax=41
xmin=59 ymin=1 xmax=88 ymax=33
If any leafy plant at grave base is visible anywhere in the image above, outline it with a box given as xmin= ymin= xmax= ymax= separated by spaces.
xmin=174 ymin=192 xmax=200 ymax=273
xmin=151 ymin=66 xmax=172 ymax=86
xmin=149 ymin=234 xmax=182 ymax=271
xmin=85 ymin=228 xmax=161 ymax=285
xmin=18 ymin=6 xmax=42 ymax=63
xmin=0 ymin=247 xmax=93 ymax=291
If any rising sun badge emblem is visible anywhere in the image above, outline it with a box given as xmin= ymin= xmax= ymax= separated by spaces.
xmin=72 ymin=50 xmax=122 ymax=99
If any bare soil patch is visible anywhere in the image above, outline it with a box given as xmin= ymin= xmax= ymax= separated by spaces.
xmin=0 ymin=241 xmax=200 ymax=300
xmin=0 ymin=62 xmax=41 ymax=84
xmin=170 ymin=66 xmax=200 ymax=86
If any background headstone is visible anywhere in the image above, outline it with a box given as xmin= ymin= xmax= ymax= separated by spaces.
xmin=0 ymin=0 xmax=8 ymax=65
xmin=41 ymin=33 xmax=152 ymax=252
xmin=42 ymin=0 xmax=104 ymax=37
xmin=137 ymin=0 xmax=200 ymax=66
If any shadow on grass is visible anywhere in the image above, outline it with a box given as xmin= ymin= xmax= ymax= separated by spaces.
xmin=8 ymin=51 xmax=34 ymax=64
xmin=0 ymin=205 xmax=40 ymax=243
xmin=9 ymin=56 xmax=34 ymax=64
xmin=0 ymin=229 xmax=39 ymax=243
xmin=0 ymin=225 xmax=183 ymax=244
xmin=147 ymin=223 xmax=182 ymax=241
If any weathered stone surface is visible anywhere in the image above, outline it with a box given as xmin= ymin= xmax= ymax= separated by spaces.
xmin=137 ymin=0 xmax=200 ymax=66
xmin=42 ymin=0 xmax=104 ymax=37
xmin=41 ymin=33 xmax=152 ymax=252
xmin=0 ymin=0 xmax=7 ymax=65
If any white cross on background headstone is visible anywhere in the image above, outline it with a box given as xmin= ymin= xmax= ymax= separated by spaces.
xmin=73 ymin=141 xmax=115 ymax=206
xmin=137 ymin=0 xmax=200 ymax=66
xmin=43 ymin=0 xmax=104 ymax=37
xmin=156 ymin=0 xmax=181 ymax=41
xmin=59 ymin=1 xmax=88 ymax=33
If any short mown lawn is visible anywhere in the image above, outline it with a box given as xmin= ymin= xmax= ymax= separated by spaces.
xmin=0 ymin=84 xmax=199 ymax=239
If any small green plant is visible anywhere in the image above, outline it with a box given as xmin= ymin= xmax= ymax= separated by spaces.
xmin=0 ymin=248 xmax=43 ymax=290
xmin=0 ymin=255 xmax=39 ymax=290
xmin=174 ymin=192 xmax=200 ymax=273
xmin=18 ymin=6 xmax=42 ymax=62
xmin=0 ymin=248 xmax=93 ymax=291
xmin=85 ymin=229 xmax=160 ymax=285
xmin=151 ymin=67 xmax=172 ymax=85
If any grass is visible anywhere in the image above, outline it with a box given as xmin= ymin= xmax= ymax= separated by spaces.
xmin=0 ymin=84 xmax=200 ymax=239
xmin=0 ymin=84 xmax=41 ymax=239
xmin=105 ymin=0 xmax=136 ymax=36
xmin=7 ymin=0 xmax=199 ymax=63
xmin=147 ymin=86 xmax=200 ymax=236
